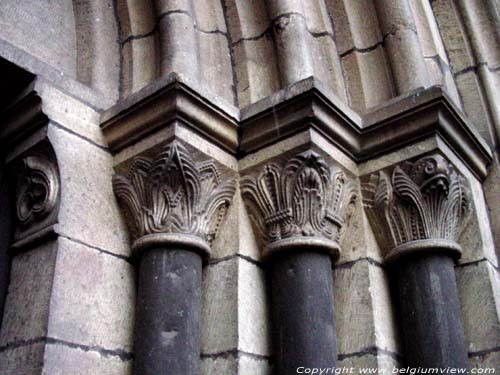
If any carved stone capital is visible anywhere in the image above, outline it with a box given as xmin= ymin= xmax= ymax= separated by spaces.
xmin=112 ymin=140 xmax=236 ymax=257
xmin=241 ymin=150 xmax=357 ymax=258
xmin=362 ymin=154 xmax=471 ymax=263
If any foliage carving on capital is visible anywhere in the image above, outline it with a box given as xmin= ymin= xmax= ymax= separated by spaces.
xmin=16 ymin=154 xmax=59 ymax=226
xmin=241 ymin=150 xmax=357 ymax=247
xmin=362 ymin=154 xmax=471 ymax=256
xmin=112 ymin=141 xmax=236 ymax=246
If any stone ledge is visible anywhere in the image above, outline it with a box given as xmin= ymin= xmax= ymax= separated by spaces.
xmin=101 ymin=73 xmax=239 ymax=154
xmin=241 ymin=78 xmax=492 ymax=180
xmin=99 ymin=75 xmax=491 ymax=179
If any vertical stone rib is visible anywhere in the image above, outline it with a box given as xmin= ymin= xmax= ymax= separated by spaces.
xmin=266 ymin=0 xmax=314 ymax=86
xmin=409 ymin=0 xmax=462 ymax=107
xmin=225 ymin=0 xmax=280 ymax=106
xmin=373 ymin=0 xmax=430 ymax=95
xmin=455 ymin=0 xmax=500 ymax=155
xmin=328 ymin=0 xmax=395 ymax=110
xmin=126 ymin=0 xmax=158 ymax=93
xmin=304 ymin=0 xmax=347 ymax=101
xmin=154 ymin=0 xmax=200 ymax=80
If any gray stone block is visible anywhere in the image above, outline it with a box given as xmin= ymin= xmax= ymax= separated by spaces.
xmin=48 ymin=124 xmax=131 ymax=257
xmin=457 ymin=261 xmax=500 ymax=353
xmin=47 ymin=236 xmax=135 ymax=353
xmin=0 ymin=241 xmax=57 ymax=346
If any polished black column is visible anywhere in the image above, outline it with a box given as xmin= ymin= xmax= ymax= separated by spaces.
xmin=270 ymin=251 xmax=337 ymax=374
xmin=393 ymin=253 xmax=468 ymax=368
xmin=134 ymin=248 xmax=202 ymax=375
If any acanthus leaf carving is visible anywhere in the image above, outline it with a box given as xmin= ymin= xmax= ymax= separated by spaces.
xmin=112 ymin=141 xmax=236 ymax=250
xmin=241 ymin=150 xmax=357 ymax=252
xmin=362 ymin=154 xmax=471 ymax=260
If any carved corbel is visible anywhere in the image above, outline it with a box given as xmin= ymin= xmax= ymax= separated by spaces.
xmin=11 ymin=145 xmax=60 ymax=249
xmin=113 ymin=140 xmax=236 ymax=256
xmin=362 ymin=154 xmax=471 ymax=263
xmin=241 ymin=149 xmax=357 ymax=258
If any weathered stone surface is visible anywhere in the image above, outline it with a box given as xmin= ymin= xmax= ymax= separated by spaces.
xmin=201 ymin=355 xmax=238 ymax=375
xmin=456 ymin=261 xmax=500 ymax=353
xmin=233 ymin=36 xmax=280 ymax=107
xmin=311 ymin=35 xmax=347 ymax=101
xmin=0 ymin=241 xmax=57 ymax=346
xmin=48 ymin=124 xmax=131 ymax=257
xmin=48 ymin=236 xmax=135 ymax=353
xmin=36 ymin=81 xmax=105 ymax=146
xmin=224 ymin=0 xmax=269 ymax=46
xmin=339 ymin=197 xmax=384 ymax=264
xmin=117 ymin=0 xmax=155 ymax=40
xmin=457 ymin=0 xmax=500 ymax=67
xmin=455 ymin=72 xmax=490 ymax=144
xmin=431 ymin=0 xmax=475 ymax=73
xmin=0 ymin=1 xmax=77 ymax=78
xmin=237 ymin=258 xmax=270 ymax=355
xmin=43 ymin=343 xmax=132 ymax=375
xmin=194 ymin=0 xmax=227 ymax=34
xmin=341 ymin=47 xmax=394 ymax=111
xmin=335 ymin=260 xmax=376 ymax=355
xmin=201 ymin=354 xmax=271 ymax=375
xmin=338 ymin=353 xmax=400 ymax=374
xmin=122 ymin=36 xmax=157 ymax=96
xmin=202 ymin=258 xmax=238 ymax=354
xmin=335 ymin=259 xmax=399 ymax=357
xmin=0 ymin=341 xmax=45 ymax=375
xmin=201 ymin=257 xmax=270 ymax=357
xmin=384 ymin=28 xmax=430 ymax=94
xmin=469 ymin=350 xmax=500 ymax=369
xmin=157 ymin=12 xmax=199 ymax=79
xmin=271 ymin=13 xmax=314 ymax=86
xmin=211 ymin=184 xmax=262 ymax=261
xmin=198 ymin=32 xmax=234 ymax=105
xmin=369 ymin=264 xmax=401 ymax=355
xmin=328 ymin=0 xmax=382 ymax=54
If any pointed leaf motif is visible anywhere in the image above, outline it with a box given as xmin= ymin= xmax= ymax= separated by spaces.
xmin=241 ymin=150 xmax=357 ymax=245
xmin=113 ymin=141 xmax=236 ymax=245
xmin=362 ymin=155 xmax=471 ymax=253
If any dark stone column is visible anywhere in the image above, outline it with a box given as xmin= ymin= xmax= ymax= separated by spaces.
xmin=134 ymin=248 xmax=202 ymax=375
xmin=362 ymin=155 xmax=472 ymax=369
xmin=112 ymin=141 xmax=236 ymax=375
xmin=0 ymin=169 xmax=12 ymax=326
xmin=393 ymin=252 xmax=468 ymax=368
xmin=270 ymin=251 xmax=337 ymax=374
xmin=241 ymin=150 xmax=357 ymax=375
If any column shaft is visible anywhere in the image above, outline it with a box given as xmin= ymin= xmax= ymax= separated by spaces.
xmin=394 ymin=253 xmax=468 ymax=368
xmin=270 ymin=251 xmax=337 ymax=374
xmin=134 ymin=248 xmax=202 ymax=375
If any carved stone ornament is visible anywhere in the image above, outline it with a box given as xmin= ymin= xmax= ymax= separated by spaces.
xmin=362 ymin=154 xmax=471 ymax=263
xmin=16 ymin=154 xmax=59 ymax=227
xmin=241 ymin=150 xmax=357 ymax=258
xmin=112 ymin=140 xmax=236 ymax=256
